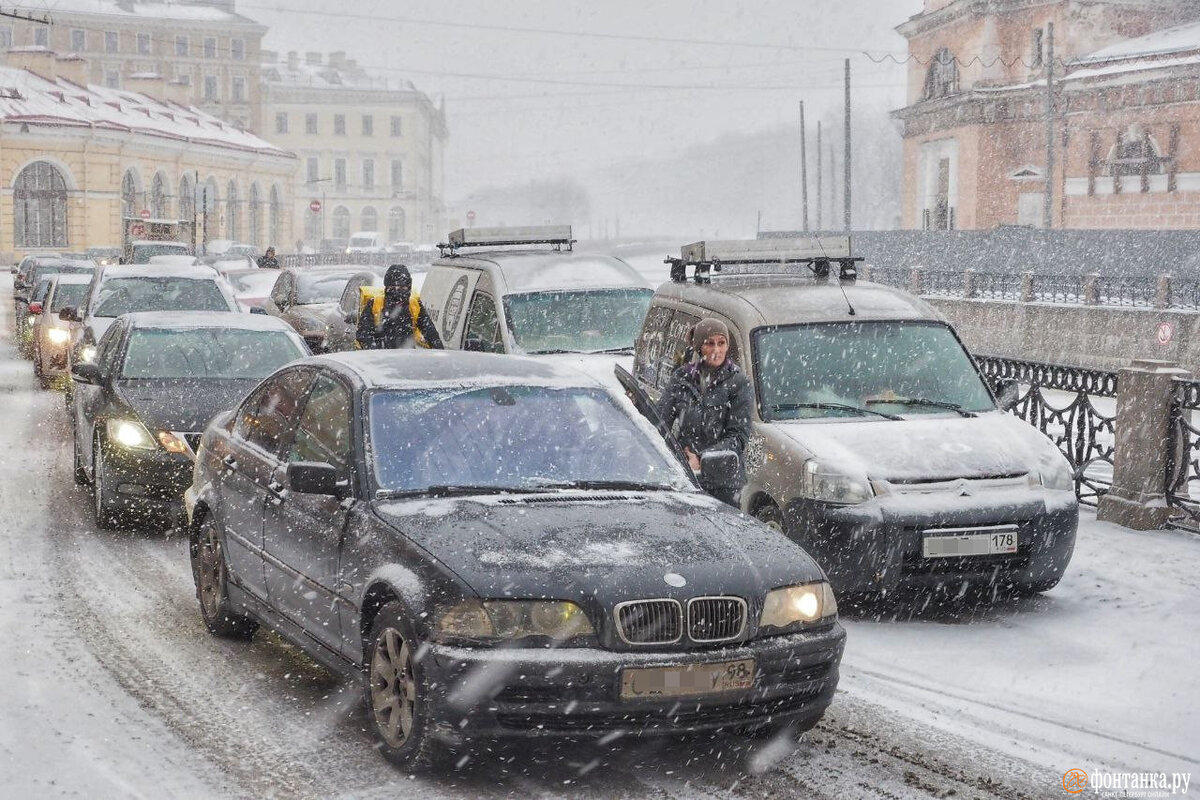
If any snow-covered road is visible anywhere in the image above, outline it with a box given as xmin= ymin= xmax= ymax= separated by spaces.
xmin=2 ymin=274 xmax=1196 ymax=799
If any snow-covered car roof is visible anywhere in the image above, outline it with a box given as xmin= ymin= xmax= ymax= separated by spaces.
xmin=312 ymin=349 xmax=607 ymax=391
xmin=147 ymin=255 xmax=202 ymax=267
xmin=443 ymin=250 xmax=651 ymax=294
xmin=46 ymin=273 xmax=95 ymax=285
xmin=118 ymin=311 xmax=299 ymax=333
xmin=99 ymin=264 xmax=219 ymax=279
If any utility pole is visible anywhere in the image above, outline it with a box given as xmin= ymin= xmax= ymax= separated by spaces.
xmin=1043 ymin=22 xmax=1056 ymax=229
xmin=816 ymin=120 xmax=823 ymax=231
xmin=800 ymin=100 xmax=809 ymax=231
xmin=844 ymin=58 xmax=852 ymax=232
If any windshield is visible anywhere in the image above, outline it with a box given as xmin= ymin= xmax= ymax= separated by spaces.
xmin=349 ymin=236 xmax=376 ymax=247
xmin=121 ymin=328 xmax=306 ymax=379
xmin=296 ymin=272 xmax=357 ymax=304
xmin=131 ymin=244 xmax=191 ymax=264
xmin=92 ymin=277 xmax=232 ymax=317
xmin=368 ymin=385 xmax=687 ymax=493
xmin=51 ymin=282 xmax=89 ymax=312
xmin=754 ymin=321 xmax=995 ymax=420
xmin=226 ymin=271 xmax=280 ymax=296
xmin=503 ymin=288 xmax=653 ymax=353
xmin=30 ymin=263 xmax=93 ymax=287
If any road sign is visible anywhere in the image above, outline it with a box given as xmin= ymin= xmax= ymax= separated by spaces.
xmin=309 ymin=199 xmax=322 ymax=214
xmin=139 ymin=208 xmax=151 ymax=219
xmin=1156 ymin=321 xmax=1175 ymax=346
xmin=466 ymin=210 xmax=476 ymax=223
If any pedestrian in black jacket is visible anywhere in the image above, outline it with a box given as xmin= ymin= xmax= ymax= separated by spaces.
xmin=356 ymin=263 xmax=444 ymax=350
xmin=655 ymin=317 xmax=752 ymax=507
xmin=256 ymin=246 xmax=280 ymax=269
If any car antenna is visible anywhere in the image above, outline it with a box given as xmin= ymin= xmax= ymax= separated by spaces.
xmin=810 ymin=235 xmax=855 ymax=317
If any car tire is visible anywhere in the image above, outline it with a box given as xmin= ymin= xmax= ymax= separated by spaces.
xmin=190 ymin=517 xmax=258 ymax=639
xmin=365 ymin=602 xmax=442 ymax=771
xmin=1014 ymin=577 xmax=1061 ymax=597
xmin=92 ymin=436 xmax=123 ymax=530
xmin=755 ymin=503 xmax=785 ymax=534
xmin=72 ymin=425 xmax=89 ymax=485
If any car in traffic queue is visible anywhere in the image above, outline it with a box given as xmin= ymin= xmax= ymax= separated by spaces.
xmin=126 ymin=239 xmax=193 ymax=264
xmin=418 ymin=226 xmax=652 ymax=386
xmin=263 ymin=265 xmax=378 ymax=353
xmin=14 ymin=256 xmax=96 ymax=357
xmin=184 ymin=350 xmax=845 ymax=770
xmin=628 ymin=237 xmax=1078 ymax=598
xmin=61 ymin=263 xmax=239 ymax=370
xmin=325 ymin=266 xmax=429 ymax=352
xmin=31 ymin=273 xmax=93 ymax=388
xmin=71 ymin=311 xmax=310 ymax=529
xmin=222 ymin=268 xmax=282 ymax=312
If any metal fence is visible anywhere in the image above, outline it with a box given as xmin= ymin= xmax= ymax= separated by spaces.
xmin=278 ymin=252 xmax=435 ymax=270
xmin=1167 ymin=378 xmax=1200 ymax=532
xmin=976 ymin=355 xmax=1117 ymax=507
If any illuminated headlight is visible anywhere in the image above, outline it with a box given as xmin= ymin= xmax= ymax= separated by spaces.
xmin=106 ymin=418 xmax=156 ymax=450
xmin=79 ymin=344 xmax=97 ymax=364
xmin=435 ymin=599 xmax=595 ymax=643
xmin=759 ymin=582 xmax=838 ymax=633
xmin=156 ymin=431 xmax=190 ymax=455
xmin=800 ymin=459 xmax=873 ymax=504
xmin=1038 ymin=451 xmax=1075 ymax=491
xmin=46 ymin=327 xmax=70 ymax=345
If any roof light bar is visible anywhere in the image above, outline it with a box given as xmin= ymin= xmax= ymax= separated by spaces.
xmin=668 ymin=236 xmax=861 ymax=284
xmin=443 ymin=225 xmax=574 ymax=252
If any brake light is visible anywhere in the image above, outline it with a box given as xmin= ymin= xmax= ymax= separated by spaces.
xmin=27 ymin=302 xmax=42 ymax=314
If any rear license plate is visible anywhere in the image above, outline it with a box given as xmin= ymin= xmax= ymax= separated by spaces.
xmin=621 ymin=658 xmax=755 ymax=700
xmin=923 ymin=528 xmax=1018 ymax=558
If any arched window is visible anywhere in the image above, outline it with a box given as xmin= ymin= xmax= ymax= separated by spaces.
xmin=924 ymin=48 xmax=958 ymax=100
xmin=388 ymin=207 xmax=406 ymax=241
xmin=361 ymin=206 xmax=378 ymax=233
xmin=248 ymin=183 xmax=261 ymax=247
xmin=226 ymin=180 xmax=240 ymax=241
xmin=151 ymin=172 xmax=169 ymax=219
xmin=1106 ymin=125 xmax=1164 ymax=176
xmin=269 ymin=185 xmax=282 ymax=246
xmin=121 ymin=169 xmax=142 ymax=218
xmin=178 ymin=174 xmax=195 ymax=222
xmin=14 ymin=161 xmax=69 ymax=247
xmin=332 ymin=206 xmax=350 ymax=240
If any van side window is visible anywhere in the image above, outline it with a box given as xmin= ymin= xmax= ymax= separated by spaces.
xmin=661 ymin=311 xmax=700 ymax=389
xmin=634 ymin=305 xmax=673 ymax=386
xmin=464 ymin=292 xmax=503 ymax=353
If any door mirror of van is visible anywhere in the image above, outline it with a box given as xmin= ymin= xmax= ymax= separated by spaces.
xmin=700 ymin=450 xmax=741 ymax=489
xmin=993 ymin=377 xmax=1020 ymax=411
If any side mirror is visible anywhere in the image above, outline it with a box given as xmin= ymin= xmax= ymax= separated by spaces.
xmin=71 ymin=362 xmax=103 ymax=385
xmin=249 ymin=306 xmax=268 ymax=315
xmin=993 ymin=377 xmax=1020 ymax=411
xmin=700 ymin=450 xmax=741 ymax=488
xmin=287 ymin=461 xmax=347 ymax=497
xmin=59 ymin=307 xmax=78 ymax=322
xmin=27 ymin=301 xmax=43 ymax=315
xmin=463 ymin=335 xmax=485 ymax=352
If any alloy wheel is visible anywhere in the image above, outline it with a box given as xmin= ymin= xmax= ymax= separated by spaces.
xmin=196 ymin=527 xmax=224 ymax=621
xmin=370 ymin=629 xmax=417 ymax=748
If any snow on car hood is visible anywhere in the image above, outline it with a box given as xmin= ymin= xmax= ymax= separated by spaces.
xmin=534 ymin=352 xmax=632 ymax=396
xmin=116 ymin=378 xmax=260 ymax=433
xmin=774 ymin=411 xmax=1057 ymax=482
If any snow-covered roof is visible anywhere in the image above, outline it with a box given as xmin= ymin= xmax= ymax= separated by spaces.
xmin=10 ymin=0 xmax=259 ymax=26
xmin=0 ymin=63 xmax=290 ymax=157
xmin=1074 ymin=18 xmax=1200 ymax=64
xmin=261 ymin=53 xmax=416 ymax=93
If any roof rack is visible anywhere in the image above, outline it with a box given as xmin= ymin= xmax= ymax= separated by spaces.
xmin=439 ymin=225 xmax=575 ymax=256
xmin=666 ymin=236 xmax=862 ymax=284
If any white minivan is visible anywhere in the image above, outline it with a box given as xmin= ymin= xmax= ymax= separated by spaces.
xmin=345 ymin=231 xmax=384 ymax=254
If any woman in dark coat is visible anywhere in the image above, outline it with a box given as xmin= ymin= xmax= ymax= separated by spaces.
xmin=655 ymin=317 xmax=753 ymax=507
xmin=356 ymin=264 xmax=444 ymax=350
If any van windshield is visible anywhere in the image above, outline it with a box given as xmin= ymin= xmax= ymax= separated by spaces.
xmin=753 ymin=321 xmax=995 ymax=421
xmin=504 ymin=288 xmax=653 ymax=354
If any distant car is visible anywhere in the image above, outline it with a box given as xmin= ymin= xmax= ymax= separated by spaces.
xmin=13 ymin=257 xmax=96 ymax=357
xmin=263 ymin=266 xmax=375 ymax=353
xmin=225 ymin=244 xmax=261 ymax=260
xmin=222 ymin=268 xmax=282 ymax=312
xmin=127 ymin=240 xmax=193 ymax=265
xmin=325 ymin=267 xmax=428 ymax=352
xmin=147 ymin=254 xmax=204 ymax=268
xmin=346 ymin=231 xmax=384 ymax=254
xmin=31 ymin=273 xmax=93 ymax=388
xmin=184 ymin=350 xmax=845 ymax=770
xmin=85 ymin=247 xmax=122 ymax=267
xmin=319 ymin=238 xmax=348 ymax=255
xmin=62 ymin=264 xmax=240 ymax=370
xmin=200 ymin=254 xmax=257 ymax=275
xmin=70 ymin=311 xmax=309 ymax=529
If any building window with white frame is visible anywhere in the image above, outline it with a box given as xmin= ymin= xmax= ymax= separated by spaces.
xmin=137 ymin=32 xmax=151 ymax=55
xmin=176 ymin=35 xmax=189 ymax=57
xmin=15 ymin=161 xmax=69 ymax=248
xmin=203 ymin=75 xmax=218 ymax=101
xmin=334 ymin=158 xmax=346 ymax=189
xmin=204 ymin=37 xmax=217 ymax=58
xmin=70 ymin=29 xmax=86 ymax=52
xmin=231 ymin=38 xmax=245 ymax=61
xmin=105 ymin=70 xmax=120 ymax=89
xmin=104 ymin=31 xmax=118 ymax=53
xmin=276 ymin=112 xmax=288 ymax=134
xmin=0 ymin=27 xmax=13 ymax=49
xmin=176 ymin=70 xmax=191 ymax=85
xmin=306 ymin=157 xmax=319 ymax=183
xmin=334 ymin=114 xmax=345 ymax=135
xmin=924 ymin=48 xmax=958 ymax=100
xmin=306 ymin=113 xmax=318 ymax=134
xmin=362 ymin=115 xmax=373 ymax=136
xmin=390 ymin=115 xmax=402 ymax=136
xmin=34 ymin=26 xmax=48 ymax=47
xmin=390 ymin=160 xmax=403 ymax=191
xmin=363 ymin=159 xmax=375 ymax=190
xmin=232 ymin=76 xmax=245 ymax=102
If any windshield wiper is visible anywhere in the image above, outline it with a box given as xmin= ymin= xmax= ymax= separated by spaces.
xmin=524 ymin=348 xmax=583 ymax=355
xmin=769 ymin=402 xmax=902 ymax=421
xmin=526 ymin=479 xmax=674 ymax=491
xmin=587 ymin=346 xmax=634 ymax=355
xmin=376 ymin=484 xmax=545 ymax=499
xmin=864 ymin=397 xmax=977 ymax=417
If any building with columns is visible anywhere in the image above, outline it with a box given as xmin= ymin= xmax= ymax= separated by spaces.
xmin=894 ymin=0 xmax=1200 ymax=230
xmin=261 ymin=50 xmax=448 ymax=250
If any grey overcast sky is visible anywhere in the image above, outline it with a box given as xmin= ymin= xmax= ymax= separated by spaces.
xmin=245 ymin=0 xmax=924 ymax=199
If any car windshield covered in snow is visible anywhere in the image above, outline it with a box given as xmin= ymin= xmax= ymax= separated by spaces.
xmin=295 ymin=271 xmax=359 ymax=304
xmin=503 ymin=287 xmax=653 ymax=353
xmin=754 ymin=320 xmax=995 ymax=420
xmin=368 ymin=384 xmax=686 ymax=494
xmin=225 ymin=270 xmax=279 ymax=296
xmin=93 ymin=277 xmax=232 ymax=318
xmin=120 ymin=327 xmax=307 ymax=379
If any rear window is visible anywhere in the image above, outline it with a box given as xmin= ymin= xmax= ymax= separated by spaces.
xmin=296 ymin=272 xmax=358 ymax=304
xmin=131 ymin=243 xmax=191 ymax=264
xmin=93 ymin=277 xmax=232 ymax=317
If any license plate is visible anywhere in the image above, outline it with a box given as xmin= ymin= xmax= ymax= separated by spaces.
xmin=620 ymin=658 xmax=755 ymax=700
xmin=923 ymin=528 xmax=1018 ymax=558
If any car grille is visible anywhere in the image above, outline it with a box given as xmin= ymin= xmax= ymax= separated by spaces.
xmin=615 ymin=597 xmax=746 ymax=645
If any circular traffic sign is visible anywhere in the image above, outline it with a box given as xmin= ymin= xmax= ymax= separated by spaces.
xmin=466 ymin=210 xmax=476 ymax=222
xmin=139 ymin=208 xmax=151 ymax=219
xmin=309 ymin=199 xmax=322 ymax=214
xmin=1156 ymin=321 xmax=1174 ymax=346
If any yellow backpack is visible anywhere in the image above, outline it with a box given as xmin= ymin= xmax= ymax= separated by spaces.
xmin=358 ymin=286 xmax=429 ymax=348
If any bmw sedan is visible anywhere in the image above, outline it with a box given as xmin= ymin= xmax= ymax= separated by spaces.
xmin=184 ymin=350 xmax=845 ymax=770
xmin=71 ymin=311 xmax=309 ymax=529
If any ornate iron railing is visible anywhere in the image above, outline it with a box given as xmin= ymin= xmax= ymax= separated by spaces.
xmin=1170 ymin=280 xmax=1200 ymax=311
xmin=866 ymin=266 xmax=907 ymax=289
xmin=1166 ymin=378 xmax=1200 ymax=532
xmin=922 ymin=269 xmax=964 ymax=297
xmin=1096 ymin=276 xmax=1155 ymax=308
xmin=1029 ymin=274 xmax=1085 ymax=304
xmin=279 ymin=252 xmax=396 ymax=269
xmin=972 ymin=271 xmax=1023 ymax=300
xmin=976 ymin=356 xmax=1118 ymax=506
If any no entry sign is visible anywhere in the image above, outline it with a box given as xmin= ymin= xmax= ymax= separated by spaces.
xmin=1156 ymin=321 xmax=1175 ymax=346
xmin=309 ymin=200 xmax=322 ymax=214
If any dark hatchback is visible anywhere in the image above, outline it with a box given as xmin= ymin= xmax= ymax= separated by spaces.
xmin=185 ymin=350 xmax=845 ymax=770
xmin=71 ymin=311 xmax=309 ymax=528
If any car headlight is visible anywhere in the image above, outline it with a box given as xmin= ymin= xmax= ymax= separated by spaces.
xmin=156 ymin=431 xmax=190 ymax=455
xmin=294 ymin=315 xmax=325 ymax=335
xmin=800 ymin=459 xmax=873 ymax=504
xmin=435 ymin=599 xmax=595 ymax=644
xmin=759 ymin=582 xmax=838 ymax=633
xmin=106 ymin=418 xmax=157 ymax=450
xmin=46 ymin=326 xmax=70 ymax=345
xmin=1038 ymin=450 xmax=1075 ymax=491
xmin=79 ymin=344 xmax=97 ymax=364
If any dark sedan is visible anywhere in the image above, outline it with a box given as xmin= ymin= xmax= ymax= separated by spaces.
xmin=185 ymin=350 xmax=845 ymax=770
xmin=263 ymin=266 xmax=377 ymax=353
xmin=71 ymin=311 xmax=309 ymax=529
xmin=14 ymin=256 xmax=95 ymax=356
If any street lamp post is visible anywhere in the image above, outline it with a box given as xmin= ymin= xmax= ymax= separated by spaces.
xmin=305 ymin=177 xmax=332 ymax=249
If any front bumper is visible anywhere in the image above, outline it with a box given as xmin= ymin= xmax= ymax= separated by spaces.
xmin=102 ymin=442 xmax=194 ymax=519
xmin=783 ymin=490 xmax=1078 ymax=594
xmin=421 ymin=623 xmax=845 ymax=742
